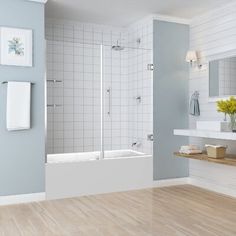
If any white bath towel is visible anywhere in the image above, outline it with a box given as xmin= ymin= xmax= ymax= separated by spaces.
xmin=7 ymin=82 xmax=31 ymax=131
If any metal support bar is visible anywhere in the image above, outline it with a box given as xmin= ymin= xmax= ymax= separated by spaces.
xmin=107 ymin=88 xmax=111 ymax=115
xmin=47 ymin=104 xmax=62 ymax=108
xmin=47 ymin=80 xmax=62 ymax=83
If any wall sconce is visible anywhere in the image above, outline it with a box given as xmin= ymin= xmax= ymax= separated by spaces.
xmin=186 ymin=50 xmax=202 ymax=69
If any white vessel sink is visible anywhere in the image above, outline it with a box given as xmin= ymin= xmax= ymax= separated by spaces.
xmin=196 ymin=121 xmax=230 ymax=132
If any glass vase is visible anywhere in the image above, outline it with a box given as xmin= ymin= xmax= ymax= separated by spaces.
xmin=229 ymin=114 xmax=236 ymax=132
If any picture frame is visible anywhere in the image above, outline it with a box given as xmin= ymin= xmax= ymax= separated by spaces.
xmin=0 ymin=27 xmax=32 ymax=67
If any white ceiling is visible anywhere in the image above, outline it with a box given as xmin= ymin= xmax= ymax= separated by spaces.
xmin=46 ymin=0 xmax=234 ymax=26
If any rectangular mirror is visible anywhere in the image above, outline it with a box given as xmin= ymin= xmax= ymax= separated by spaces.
xmin=209 ymin=56 xmax=236 ymax=99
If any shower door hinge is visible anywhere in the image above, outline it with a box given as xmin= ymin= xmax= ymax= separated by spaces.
xmin=147 ymin=134 xmax=154 ymax=141
xmin=147 ymin=64 xmax=154 ymax=71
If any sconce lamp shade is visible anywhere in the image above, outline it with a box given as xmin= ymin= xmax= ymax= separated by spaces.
xmin=186 ymin=50 xmax=197 ymax=63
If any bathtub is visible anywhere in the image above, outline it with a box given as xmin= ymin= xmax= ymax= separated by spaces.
xmin=46 ymin=150 xmax=153 ymax=200
xmin=47 ymin=149 xmax=148 ymax=163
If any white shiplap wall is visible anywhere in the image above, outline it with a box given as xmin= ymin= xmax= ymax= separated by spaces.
xmin=189 ymin=2 xmax=236 ymax=195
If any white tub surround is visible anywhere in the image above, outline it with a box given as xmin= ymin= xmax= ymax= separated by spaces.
xmin=46 ymin=152 xmax=152 ymax=200
xmin=48 ymin=150 xmax=146 ymax=163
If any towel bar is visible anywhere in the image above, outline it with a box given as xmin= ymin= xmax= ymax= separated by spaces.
xmin=47 ymin=104 xmax=63 ymax=108
xmin=2 ymin=81 xmax=35 ymax=85
xmin=47 ymin=80 xmax=62 ymax=83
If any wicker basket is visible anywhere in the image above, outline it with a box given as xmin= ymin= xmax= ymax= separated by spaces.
xmin=205 ymin=145 xmax=227 ymax=159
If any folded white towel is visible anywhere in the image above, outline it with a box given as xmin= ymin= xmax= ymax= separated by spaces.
xmin=7 ymin=82 xmax=31 ymax=131
xmin=179 ymin=149 xmax=202 ymax=155
xmin=180 ymin=145 xmax=199 ymax=151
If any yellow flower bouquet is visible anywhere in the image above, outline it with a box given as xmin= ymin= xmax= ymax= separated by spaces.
xmin=217 ymin=96 xmax=236 ymax=132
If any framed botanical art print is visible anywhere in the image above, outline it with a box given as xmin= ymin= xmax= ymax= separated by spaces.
xmin=0 ymin=27 xmax=32 ymax=67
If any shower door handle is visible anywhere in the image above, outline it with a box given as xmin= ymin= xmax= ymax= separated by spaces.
xmin=106 ymin=88 xmax=111 ymax=115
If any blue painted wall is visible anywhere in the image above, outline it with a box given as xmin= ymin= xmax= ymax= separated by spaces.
xmin=153 ymin=20 xmax=189 ymax=180
xmin=0 ymin=0 xmax=45 ymax=195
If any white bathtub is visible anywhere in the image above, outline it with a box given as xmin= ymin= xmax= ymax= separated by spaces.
xmin=46 ymin=150 xmax=153 ymax=200
xmin=47 ymin=150 xmax=147 ymax=163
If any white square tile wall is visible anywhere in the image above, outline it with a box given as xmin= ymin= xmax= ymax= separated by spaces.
xmin=127 ymin=17 xmax=153 ymax=154
xmin=46 ymin=18 xmax=153 ymax=155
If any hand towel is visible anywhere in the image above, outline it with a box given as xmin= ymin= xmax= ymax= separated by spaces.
xmin=189 ymin=91 xmax=200 ymax=116
xmin=7 ymin=82 xmax=31 ymax=131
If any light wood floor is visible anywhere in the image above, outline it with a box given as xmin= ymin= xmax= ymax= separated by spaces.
xmin=1 ymin=185 xmax=236 ymax=236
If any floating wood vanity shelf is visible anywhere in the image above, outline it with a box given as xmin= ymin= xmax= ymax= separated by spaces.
xmin=174 ymin=152 xmax=236 ymax=166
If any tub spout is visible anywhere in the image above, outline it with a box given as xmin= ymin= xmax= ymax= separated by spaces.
xmin=132 ymin=142 xmax=141 ymax=147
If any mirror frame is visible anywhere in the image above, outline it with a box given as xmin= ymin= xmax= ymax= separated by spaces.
xmin=208 ymin=50 xmax=236 ymax=103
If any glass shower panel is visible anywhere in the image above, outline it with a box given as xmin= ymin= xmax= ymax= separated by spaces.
xmin=102 ymin=45 xmax=127 ymax=157
xmin=46 ymin=40 xmax=101 ymax=155
xmin=102 ymin=45 xmax=153 ymax=158
xmin=82 ymin=43 xmax=101 ymax=153
xmin=127 ymin=47 xmax=153 ymax=156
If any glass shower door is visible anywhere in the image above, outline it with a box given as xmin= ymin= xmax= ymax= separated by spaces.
xmin=102 ymin=44 xmax=129 ymax=159
xmin=102 ymin=44 xmax=153 ymax=159
xmin=46 ymin=40 xmax=102 ymax=157
xmin=81 ymin=43 xmax=102 ymax=156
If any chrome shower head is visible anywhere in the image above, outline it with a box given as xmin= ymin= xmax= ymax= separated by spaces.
xmin=112 ymin=45 xmax=124 ymax=51
xmin=112 ymin=41 xmax=124 ymax=51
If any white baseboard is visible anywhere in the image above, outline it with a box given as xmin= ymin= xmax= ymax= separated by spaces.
xmin=153 ymin=177 xmax=236 ymax=198
xmin=0 ymin=192 xmax=45 ymax=206
xmin=153 ymin=177 xmax=190 ymax=187
xmin=189 ymin=178 xmax=236 ymax=198
xmin=1 ymin=178 xmax=236 ymax=206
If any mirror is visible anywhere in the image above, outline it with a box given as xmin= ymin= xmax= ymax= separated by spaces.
xmin=209 ymin=56 xmax=236 ymax=99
